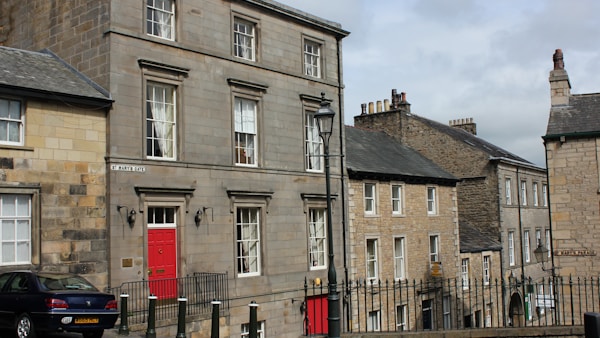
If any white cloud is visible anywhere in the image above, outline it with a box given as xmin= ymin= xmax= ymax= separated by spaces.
xmin=276 ymin=0 xmax=600 ymax=167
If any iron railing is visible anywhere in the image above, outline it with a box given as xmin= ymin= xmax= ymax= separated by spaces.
xmin=108 ymin=272 xmax=229 ymax=325
xmin=304 ymin=275 xmax=600 ymax=334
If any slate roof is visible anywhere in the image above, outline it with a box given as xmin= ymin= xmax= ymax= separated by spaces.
xmin=459 ymin=221 xmax=501 ymax=253
xmin=345 ymin=126 xmax=457 ymax=185
xmin=409 ymin=113 xmax=533 ymax=165
xmin=545 ymin=93 xmax=600 ymax=139
xmin=0 ymin=46 xmax=111 ymax=105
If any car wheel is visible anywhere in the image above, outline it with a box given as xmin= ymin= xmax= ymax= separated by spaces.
xmin=15 ymin=314 xmax=35 ymax=338
xmin=82 ymin=330 xmax=104 ymax=338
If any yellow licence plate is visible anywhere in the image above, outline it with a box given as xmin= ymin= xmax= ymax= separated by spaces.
xmin=74 ymin=317 xmax=99 ymax=324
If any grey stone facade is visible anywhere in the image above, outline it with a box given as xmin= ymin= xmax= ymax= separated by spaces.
xmin=2 ymin=1 xmax=349 ymax=336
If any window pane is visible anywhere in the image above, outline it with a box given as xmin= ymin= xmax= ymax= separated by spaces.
xmin=237 ymin=208 xmax=260 ymax=275
xmin=0 ymin=195 xmax=32 ymax=265
xmin=146 ymin=83 xmax=176 ymax=159
xmin=2 ymin=243 xmax=15 ymax=263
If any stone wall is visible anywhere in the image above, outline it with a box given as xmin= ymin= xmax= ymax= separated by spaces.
xmin=546 ymin=137 xmax=600 ymax=277
xmin=0 ymin=100 xmax=108 ymax=288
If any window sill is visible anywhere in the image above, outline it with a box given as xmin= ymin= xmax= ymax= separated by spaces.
xmin=0 ymin=144 xmax=33 ymax=152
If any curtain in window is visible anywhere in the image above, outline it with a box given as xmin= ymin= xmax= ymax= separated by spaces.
xmin=157 ymin=9 xmax=172 ymax=39
xmin=148 ymin=84 xmax=174 ymax=158
xmin=235 ymin=98 xmax=256 ymax=162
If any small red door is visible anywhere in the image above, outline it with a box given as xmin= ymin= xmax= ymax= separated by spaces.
xmin=306 ymin=294 xmax=328 ymax=335
xmin=148 ymin=228 xmax=177 ymax=299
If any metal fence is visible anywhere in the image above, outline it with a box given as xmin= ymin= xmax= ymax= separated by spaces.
xmin=108 ymin=272 xmax=229 ymax=325
xmin=304 ymin=275 xmax=600 ymax=334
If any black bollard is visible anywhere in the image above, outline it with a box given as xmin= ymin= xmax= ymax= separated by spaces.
xmin=584 ymin=312 xmax=600 ymax=338
xmin=146 ymin=295 xmax=157 ymax=338
xmin=176 ymin=297 xmax=187 ymax=338
xmin=211 ymin=300 xmax=221 ymax=338
xmin=118 ymin=293 xmax=129 ymax=335
xmin=249 ymin=301 xmax=258 ymax=338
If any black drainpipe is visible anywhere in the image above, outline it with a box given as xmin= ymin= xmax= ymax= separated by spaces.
xmin=335 ymin=34 xmax=350 ymax=332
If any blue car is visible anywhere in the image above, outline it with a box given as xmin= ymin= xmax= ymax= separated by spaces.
xmin=0 ymin=270 xmax=119 ymax=338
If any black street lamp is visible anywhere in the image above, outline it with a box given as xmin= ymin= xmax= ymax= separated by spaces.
xmin=533 ymin=239 xmax=553 ymax=273
xmin=314 ymin=92 xmax=340 ymax=338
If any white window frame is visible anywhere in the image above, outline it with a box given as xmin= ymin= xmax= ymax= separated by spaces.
xmin=366 ymin=238 xmax=379 ymax=283
xmin=533 ymin=182 xmax=539 ymax=206
xmin=308 ymin=208 xmax=326 ymax=270
xmin=443 ymin=295 xmax=452 ymax=329
xmin=508 ymin=231 xmax=515 ymax=266
xmin=524 ymin=230 xmax=530 ymax=263
xmin=545 ymin=229 xmax=551 ymax=258
xmin=146 ymin=0 xmax=175 ymax=40
xmin=461 ymin=258 xmax=469 ymax=290
xmin=236 ymin=207 xmax=261 ymax=277
xmin=305 ymin=111 xmax=323 ymax=172
xmin=427 ymin=186 xmax=437 ymax=215
xmin=364 ymin=183 xmax=376 ymax=215
xmin=396 ymin=304 xmax=407 ymax=331
xmin=241 ymin=320 xmax=265 ymax=337
xmin=303 ymin=39 xmax=321 ymax=78
xmin=233 ymin=17 xmax=256 ymax=61
xmin=0 ymin=194 xmax=32 ymax=265
xmin=505 ymin=178 xmax=512 ymax=205
xmin=520 ymin=180 xmax=527 ymax=206
xmin=483 ymin=255 xmax=491 ymax=285
xmin=429 ymin=235 xmax=439 ymax=263
xmin=0 ymin=98 xmax=24 ymax=146
xmin=146 ymin=82 xmax=177 ymax=160
xmin=234 ymin=97 xmax=258 ymax=166
xmin=485 ymin=303 xmax=492 ymax=327
xmin=146 ymin=206 xmax=177 ymax=229
xmin=394 ymin=237 xmax=406 ymax=280
xmin=367 ymin=310 xmax=381 ymax=332
xmin=391 ymin=184 xmax=404 ymax=215
xmin=542 ymin=184 xmax=548 ymax=207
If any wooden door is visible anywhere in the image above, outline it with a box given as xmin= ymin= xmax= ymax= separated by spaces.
xmin=148 ymin=228 xmax=177 ymax=299
xmin=305 ymin=294 xmax=328 ymax=335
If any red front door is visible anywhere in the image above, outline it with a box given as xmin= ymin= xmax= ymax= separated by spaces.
xmin=148 ymin=228 xmax=177 ymax=299
xmin=306 ymin=294 xmax=328 ymax=335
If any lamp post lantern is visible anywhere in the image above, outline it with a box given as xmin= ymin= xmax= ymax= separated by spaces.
xmin=314 ymin=92 xmax=340 ymax=338
xmin=534 ymin=239 xmax=552 ymax=272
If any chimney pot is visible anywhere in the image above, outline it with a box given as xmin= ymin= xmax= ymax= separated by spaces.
xmin=361 ymin=103 xmax=367 ymax=115
xmin=368 ymin=102 xmax=374 ymax=114
xmin=384 ymin=99 xmax=390 ymax=111
xmin=553 ymin=49 xmax=564 ymax=70
xmin=376 ymin=101 xmax=382 ymax=113
xmin=391 ymin=89 xmax=399 ymax=109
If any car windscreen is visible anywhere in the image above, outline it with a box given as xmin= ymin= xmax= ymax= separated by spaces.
xmin=37 ymin=274 xmax=99 ymax=291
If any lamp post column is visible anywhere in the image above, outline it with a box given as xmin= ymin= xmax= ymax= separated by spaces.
xmin=314 ymin=92 xmax=340 ymax=338
xmin=324 ymin=136 xmax=340 ymax=338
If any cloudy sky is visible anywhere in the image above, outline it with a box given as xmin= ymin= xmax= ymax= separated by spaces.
xmin=276 ymin=0 xmax=600 ymax=167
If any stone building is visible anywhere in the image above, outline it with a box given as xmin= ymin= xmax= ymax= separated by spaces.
xmin=1 ymin=1 xmax=349 ymax=336
xmin=353 ymin=90 xmax=550 ymax=326
xmin=345 ymin=126 xmax=461 ymax=331
xmin=458 ymin=222 xmax=502 ymax=328
xmin=0 ymin=46 xmax=112 ymax=288
xmin=544 ymin=49 xmax=600 ymax=277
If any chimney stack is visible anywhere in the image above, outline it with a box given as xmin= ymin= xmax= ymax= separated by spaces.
xmin=449 ymin=118 xmax=477 ymax=135
xmin=549 ymin=49 xmax=571 ymax=106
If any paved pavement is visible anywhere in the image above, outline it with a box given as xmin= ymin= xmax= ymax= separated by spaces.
xmin=0 ymin=329 xmax=146 ymax=338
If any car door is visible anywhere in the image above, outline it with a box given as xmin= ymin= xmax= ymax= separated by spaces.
xmin=0 ymin=272 xmax=17 ymax=329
